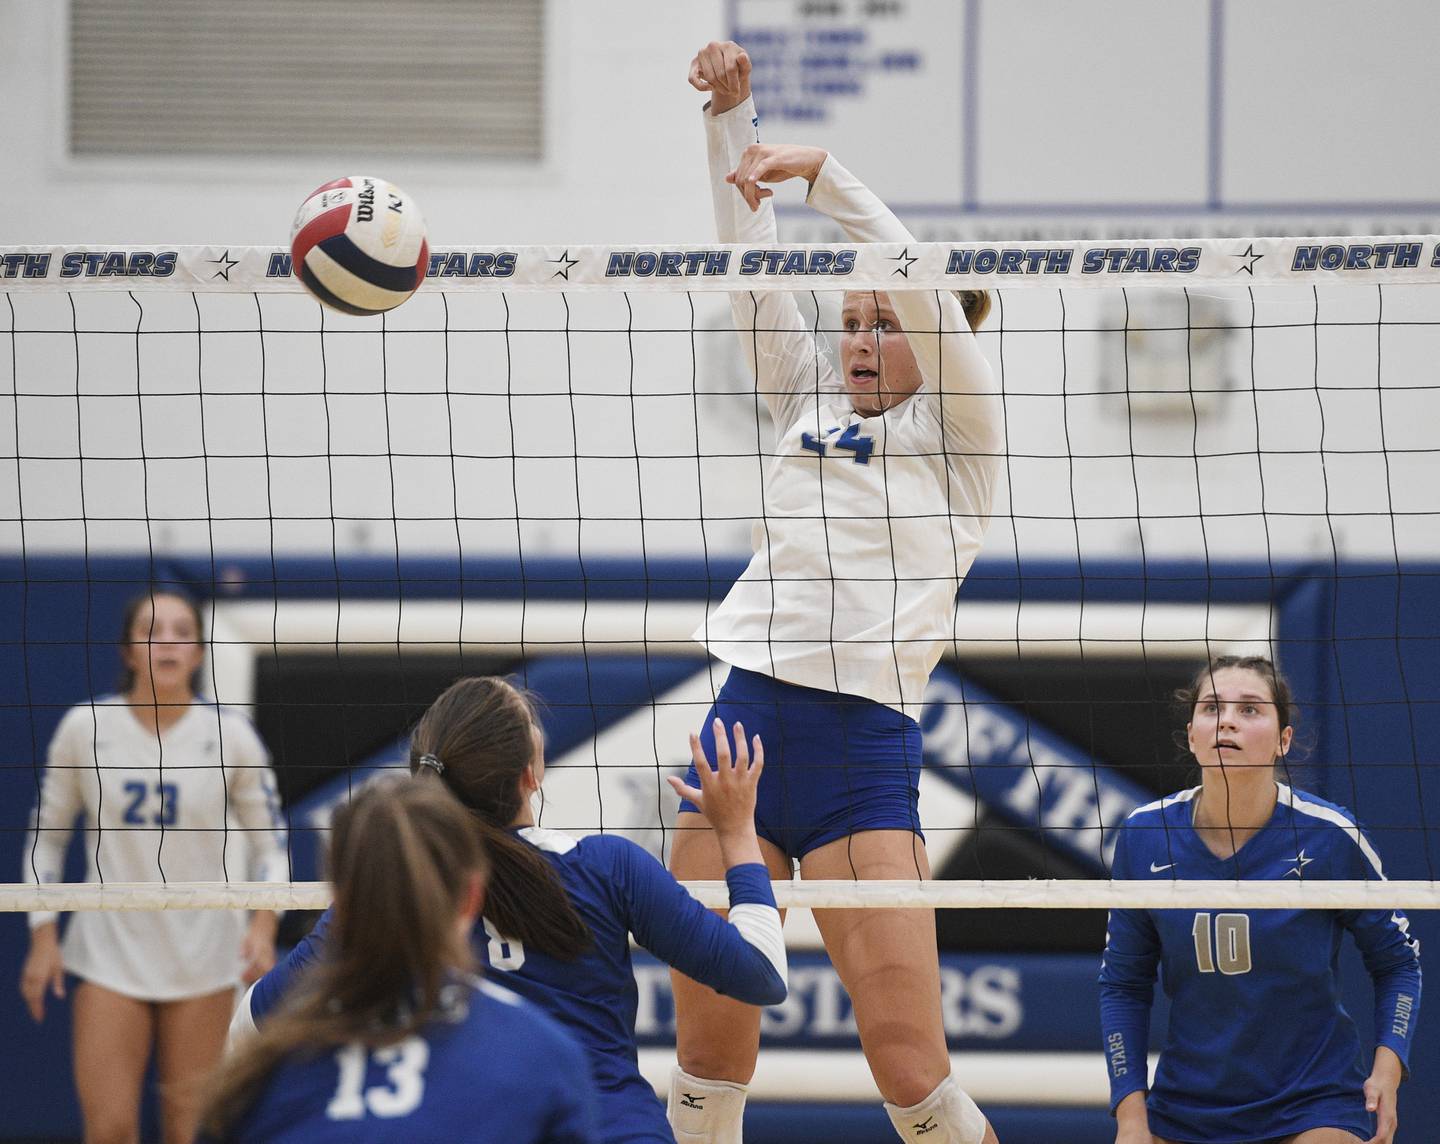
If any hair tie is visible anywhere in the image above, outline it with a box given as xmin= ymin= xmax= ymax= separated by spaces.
xmin=416 ymin=753 xmax=445 ymax=776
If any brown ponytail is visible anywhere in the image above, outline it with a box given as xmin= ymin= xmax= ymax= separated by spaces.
xmin=953 ymin=290 xmax=992 ymax=331
xmin=199 ymin=780 xmax=485 ymax=1137
xmin=411 ymin=677 xmax=592 ymax=961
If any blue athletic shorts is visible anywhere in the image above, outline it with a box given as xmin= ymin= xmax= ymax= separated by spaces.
xmin=678 ymin=666 xmax=925 ymax=860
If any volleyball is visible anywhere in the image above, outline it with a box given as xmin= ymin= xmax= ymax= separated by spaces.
xmin=289 ymin=175 xmax=429 ymax=315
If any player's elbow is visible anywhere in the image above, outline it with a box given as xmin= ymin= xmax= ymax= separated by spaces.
xmin=731 ymin=961 xmax=788 ymax=1007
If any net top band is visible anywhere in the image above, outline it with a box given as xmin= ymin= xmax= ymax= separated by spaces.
xmin=3 ymin=237 xmax=1440 ymax=293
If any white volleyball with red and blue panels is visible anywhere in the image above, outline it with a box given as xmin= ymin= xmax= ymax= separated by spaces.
xmin=290 ymin=176 xmax=429 ymax=315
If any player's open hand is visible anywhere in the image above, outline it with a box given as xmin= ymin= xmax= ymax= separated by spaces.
xmin=668 ymin=718 xmax=763 ymax=839
xmin=689 ymin=40 xmax=751 ymax=115
xmin=727 ymin=143 xmax=829 ymax=212
xmin=19 ymin=924 xmax=65 ymax=1023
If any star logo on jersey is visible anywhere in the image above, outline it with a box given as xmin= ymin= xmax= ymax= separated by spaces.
xmin=208 ymin=250 xmax=240 ymax=281
xmin=1233 ymin=243 xmax=1264 ymax=276
xmin=889 ymin=247 xmax=919 ymax=278
xmin=1285 ymin=848 xmax=1314 ymax=878
xmin=680 ymin=1093 xmax=705 ymax=1110
xmin=549 ymin=250 xmax=580 ymax=280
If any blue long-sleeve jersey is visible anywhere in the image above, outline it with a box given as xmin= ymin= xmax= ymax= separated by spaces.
xmin=218 ymin=976 xmax=598 ymax=1143
xmin=1099 ymin=784 xmax=1421 ymax=1143
xmin=246 ymin=828 xmax=785 ymax=1144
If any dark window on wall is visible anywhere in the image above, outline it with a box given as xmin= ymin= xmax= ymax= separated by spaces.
xmin=935 ymin=657 xmax=1197 ymax=953
xmin=253 ymin=650 xmax=515 ymax=806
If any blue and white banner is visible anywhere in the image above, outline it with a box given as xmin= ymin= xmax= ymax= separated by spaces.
xmin=633 ymin=950 xmax=1144 ymax=1053
xmin=4 ymin=237 xmax=1440 ymax=293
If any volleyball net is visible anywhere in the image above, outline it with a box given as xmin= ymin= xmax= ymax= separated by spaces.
xmin=4 ymin=236 xmax=1440 ymax=915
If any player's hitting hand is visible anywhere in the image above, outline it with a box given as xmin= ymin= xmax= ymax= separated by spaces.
xmin=689 ymin=40 xmax=751 ymax=115
xmin=726 ymin=143 xmax=829 ymax=212
xmin=668 ymin=719 xmax=763 ymax=841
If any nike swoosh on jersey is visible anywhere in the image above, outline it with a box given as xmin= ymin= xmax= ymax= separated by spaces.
xmin=1149 ymin=861 xmax=1176 ymax=873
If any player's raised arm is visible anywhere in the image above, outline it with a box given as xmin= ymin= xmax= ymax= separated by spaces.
xmin=824 ymin=165 xmax=998 ymax=453
xmin=690 ymin=40 xmax=840 ymax=434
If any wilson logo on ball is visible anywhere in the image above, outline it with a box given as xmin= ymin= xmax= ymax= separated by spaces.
xmin=290 ymin=176 xmax=428 ymax=315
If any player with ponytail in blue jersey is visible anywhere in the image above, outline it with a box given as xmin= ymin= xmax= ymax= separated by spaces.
xmin=1101 ymin=655 xmax=1421 ymax=1144
xmin=199 ymin=779 xmax=598 ymax=1143
xmin=234 ymin=676 xmax=787 ymax=1144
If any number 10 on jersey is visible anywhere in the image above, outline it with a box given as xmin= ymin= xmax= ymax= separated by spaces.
xmin=1192 ymin=912 xmax=1253 ymax=975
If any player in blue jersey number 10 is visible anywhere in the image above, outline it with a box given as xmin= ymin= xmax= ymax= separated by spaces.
xmin=1101 ymin=655 xmax=1421 ymax=1144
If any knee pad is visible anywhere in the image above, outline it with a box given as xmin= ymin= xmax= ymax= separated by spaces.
xmin=667 ymin=1066 xmax=748 ymax=1144
xmin=883 ymin=1073 xmax=988 ymax=1144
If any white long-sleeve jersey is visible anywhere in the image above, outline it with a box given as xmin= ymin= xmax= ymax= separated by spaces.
xmin=694 ymin=99 xmax=1003 ymax=716
xmin=23 ymin=697 xmax=288 ymax=1000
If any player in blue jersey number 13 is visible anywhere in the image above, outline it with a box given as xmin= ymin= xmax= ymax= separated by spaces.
xmin=199 ymin=779 xmax=599 ymax=1143
xmin=670 ymin=39 xmax=1002 ymax=1144
xmin=1101 ymin=656 xmax=1421 ymax=1144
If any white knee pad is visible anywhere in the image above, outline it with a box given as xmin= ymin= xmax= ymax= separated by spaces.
xmin=883 ymin=1074 xmax=988 ymax=1144
xmin=667 ymin=1066 xmax=749 ymax=1144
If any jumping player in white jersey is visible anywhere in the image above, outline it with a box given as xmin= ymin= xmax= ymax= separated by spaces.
xmin=668 ymin=41 xmax=1003 ymax=1144
xmin=1102 ymin=656 xmax=1420 ymax=1144
xmin=233 ymin=676 xmax=787 ymax=1143
xmin=199 ymin=779 xmax=599 ymax=1143
xmin=20 ymin=589 xmax=287 ymax=1144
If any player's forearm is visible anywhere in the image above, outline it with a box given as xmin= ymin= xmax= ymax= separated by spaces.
xmin=1370 ymin=960 xmax=1420 ymax=1069
xmin=1372 ymin=1044 xmax=1404 ymax=1085
xmin=719 ymin=863 xmax=787 ymax=1004
xmin=704 ymin=98 xmax=769 ymax=246
xmin=713 ymin=825 xmax=764 ymax=870
xmin=1099 ymin=983 xmax=1153 ymax=1109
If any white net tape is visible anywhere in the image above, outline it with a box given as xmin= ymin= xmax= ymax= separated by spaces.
xmin=3 ymin=236 xmax=1440 ymax=294
xmin=6 ymin=880 xmax=1440 ymax=914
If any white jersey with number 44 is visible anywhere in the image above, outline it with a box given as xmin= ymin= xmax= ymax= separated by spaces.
xmin=694 ymin=98 xmax=1003 ymax=717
